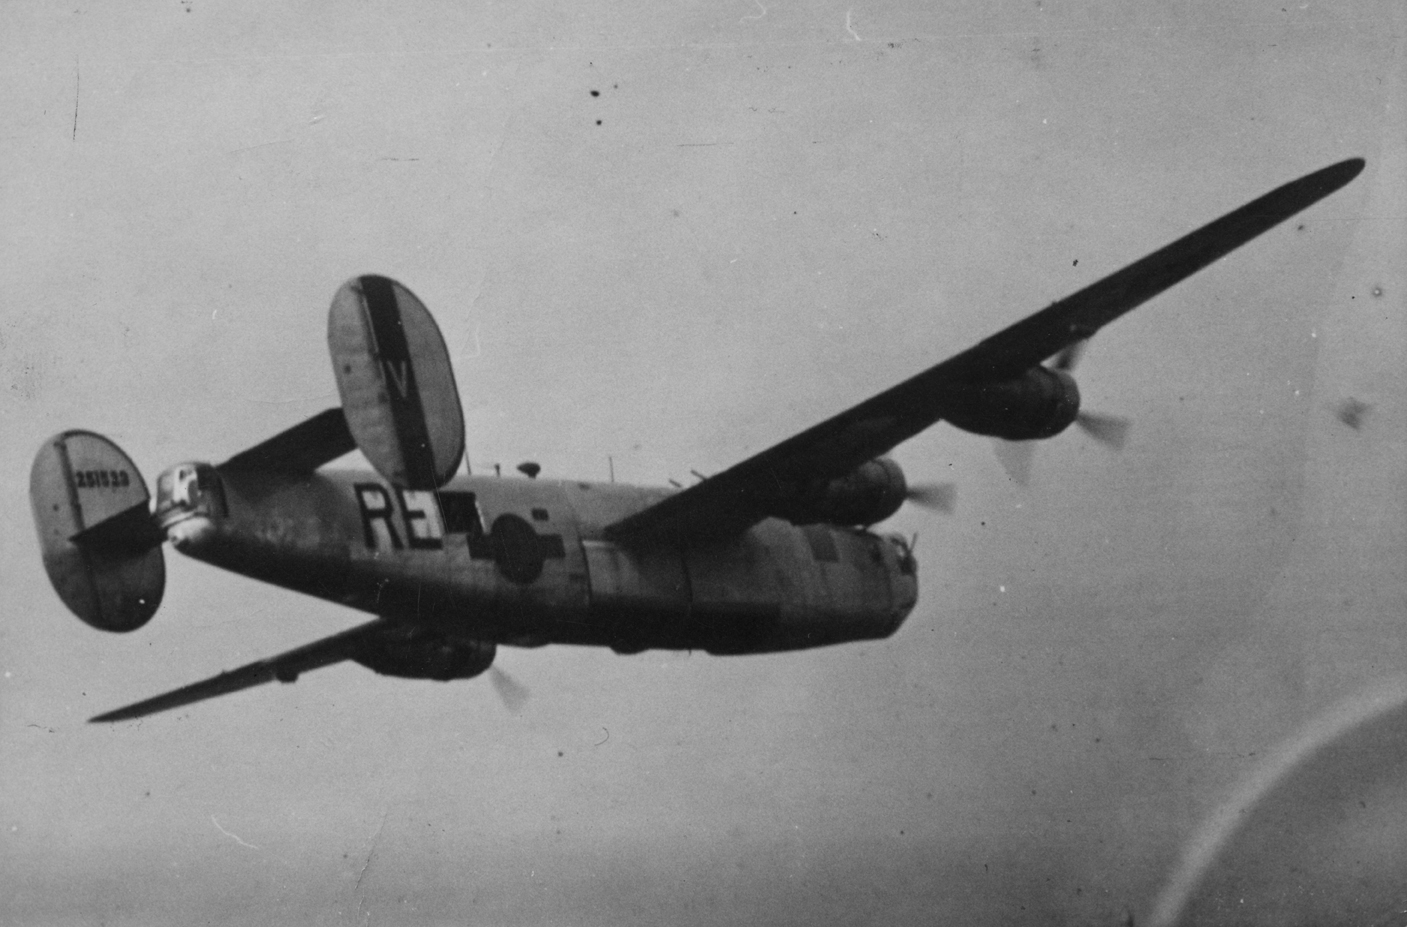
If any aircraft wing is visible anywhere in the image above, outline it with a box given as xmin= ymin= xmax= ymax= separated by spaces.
xmin=604 ymin=158 xmax=1365 ymax=544
xmin=88 ymin=616 xmax=393 ymax=722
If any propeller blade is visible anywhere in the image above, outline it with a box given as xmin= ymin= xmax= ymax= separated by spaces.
xmin=1052 ymin=339 xmax=1088 ymax=372
xmin=994 ymin=414 xmax=1128 ymax=485
xmin=489 ymin=666 xmax=530 ymax=714
xmin=993 ymin=440 xmax=1036 ymax=486
xmin=1076 ymin=412 xmax=1132 ymax=450
xmin=906 ymin=482 xmax=957 ymax=514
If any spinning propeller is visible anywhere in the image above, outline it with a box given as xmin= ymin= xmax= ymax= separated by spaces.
xmin=905 ymin=481 xmax=957 ymax=514
xmin=994 ymin=341 xmax=1132 ymax=485
xmin=489 ymin=666 xmax=531 ymax=714
xmin=1052 ymin=341 xmax=1133 ymax=450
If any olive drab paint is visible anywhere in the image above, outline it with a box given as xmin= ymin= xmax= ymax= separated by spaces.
xmin=328 ymin=275 xmax=465 ymax=490
xmin=177 ymin=465 xmax=913 ymax=657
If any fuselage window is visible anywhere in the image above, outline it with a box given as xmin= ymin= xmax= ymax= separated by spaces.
xmin=439 ymin=492 xmax=482 ymax=534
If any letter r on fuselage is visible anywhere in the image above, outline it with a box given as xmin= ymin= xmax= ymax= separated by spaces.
xmin=356 ymin=483 xmax=403 ymax=550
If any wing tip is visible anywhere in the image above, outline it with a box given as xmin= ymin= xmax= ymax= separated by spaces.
xmin=1336 ymin=156 xmax=1366 ymax=176
xmin=1312 ymin=157 xmax=1366 ymax=194
xmin=89 ymin=708 xmax=135 ymax=724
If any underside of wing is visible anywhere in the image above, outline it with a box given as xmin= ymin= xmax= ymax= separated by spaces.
xmin=604 ymin=158 xmax=1364 ymax=545
xmin=88 ymin=616 xmax=393 ymax=722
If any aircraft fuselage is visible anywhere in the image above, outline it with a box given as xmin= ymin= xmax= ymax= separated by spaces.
xmin=164 ymin=465 xmax=918 ymax=656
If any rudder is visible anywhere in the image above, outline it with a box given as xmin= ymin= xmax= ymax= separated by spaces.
xmin=328 ymin=275 xmax=465 ymax=490
xmin=30 ymin=431 xmax=165 ymax=632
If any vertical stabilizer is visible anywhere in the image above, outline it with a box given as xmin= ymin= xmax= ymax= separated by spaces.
xmin=328 ymin=275 xmax=465 ymax=490
xmin=30 ymin=431 xmax=165 ymax=632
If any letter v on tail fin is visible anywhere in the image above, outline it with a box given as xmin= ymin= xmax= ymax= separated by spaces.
xmin=328 ymin=275 xmax=465 ymax=490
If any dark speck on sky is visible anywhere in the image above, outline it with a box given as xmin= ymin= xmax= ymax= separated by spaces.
xmin=1336 ymin=397 xmax=1372 ymax=430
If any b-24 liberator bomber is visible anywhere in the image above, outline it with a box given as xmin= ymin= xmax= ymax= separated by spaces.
xmin=31 ymin=159 xmax=1363 ymax=722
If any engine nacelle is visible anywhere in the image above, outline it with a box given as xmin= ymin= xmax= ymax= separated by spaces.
xmin=775 ymin=457 xmax=908 ymax=527
xmin=941 ymin=365 xmax=1081 ymax=441
xmin=353 ymin=629 xmax=496 ymax=681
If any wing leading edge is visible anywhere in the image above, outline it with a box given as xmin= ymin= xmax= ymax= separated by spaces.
xmin=604 ymin=158 xmax=1365 ymax=545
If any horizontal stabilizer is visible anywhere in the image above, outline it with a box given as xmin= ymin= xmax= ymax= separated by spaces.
xmin=219 ymin=407 xmax=356 ymax=473
xmin=329 ymin=275 xmax=465 ymax=490
xmin=89 ymin=616 xmax=393 ymax=722
xmin=70 ymin=501 xmax=166 ymax=555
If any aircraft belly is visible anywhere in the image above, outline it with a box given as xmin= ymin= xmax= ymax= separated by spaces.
xmin=578 ymin=538 xmax=690 ymax=649
xmin=443 ymin=478 xmax=590 ymax=642
xmin=184 ymin=471 xmax=590 ymax=635
xmin=190 ymin=470 xmax=906 ymax=653
xmin=574 ymin=518 xmax=907 ymax=654
xmin=682 ymin=521 xmax=795 ymax=653
xmin=759 ymin=523 xmax=907 ymax=651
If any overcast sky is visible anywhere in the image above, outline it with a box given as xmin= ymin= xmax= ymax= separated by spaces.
xmin=2 ymin=3 xmax=1403 ymax=925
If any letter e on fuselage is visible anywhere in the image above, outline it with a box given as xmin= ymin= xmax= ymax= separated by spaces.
xmin=355 ymin=483 xmax=447 ymax=552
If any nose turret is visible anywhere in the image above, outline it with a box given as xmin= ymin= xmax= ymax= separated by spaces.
xmin=884 ymin=533 xmax=919 ymax=629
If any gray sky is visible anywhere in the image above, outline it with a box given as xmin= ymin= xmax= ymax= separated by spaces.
xmin=2 ymin=2 xmax=1403 ymax=925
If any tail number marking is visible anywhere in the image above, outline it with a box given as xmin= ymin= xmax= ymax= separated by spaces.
xmin=73 ymin=469 xmax=132 ymax=489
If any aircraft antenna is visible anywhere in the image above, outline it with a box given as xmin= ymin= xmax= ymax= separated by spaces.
xmin=608 ymin=455 xmax=615 ymax=483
